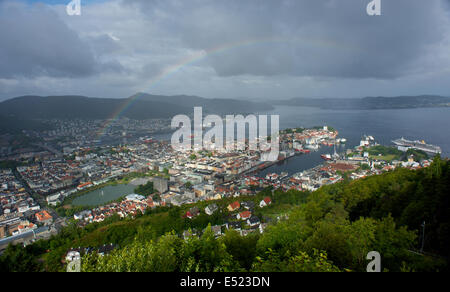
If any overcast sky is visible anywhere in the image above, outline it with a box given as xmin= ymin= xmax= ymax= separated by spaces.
xmin=1 ymin=0 xmax=450 ymax=101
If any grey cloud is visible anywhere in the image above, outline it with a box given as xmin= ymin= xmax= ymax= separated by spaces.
xmin=0 ymin=1 xmax=122 ymax=79
xmin=83 ymin=34 xmax=122 ymax=55
xmin=127 ymin=0 xmax=448 ymax=79
xmin=2 ymin=0 xmax=450 ymax=100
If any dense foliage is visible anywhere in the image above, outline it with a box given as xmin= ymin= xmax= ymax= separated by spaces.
xmin=134 ymin=181 xmax=154 ymax=196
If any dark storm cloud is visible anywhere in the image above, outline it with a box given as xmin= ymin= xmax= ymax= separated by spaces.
xmin=127 ymin=0 xmax=448 ymax=79
xmin=0 ymin=1 xmax=122 ymax=79
xmin=1 ymin=0 xmax=450 ymax=100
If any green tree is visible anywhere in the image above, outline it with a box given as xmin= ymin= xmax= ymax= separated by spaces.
xmin=222 ymin=229 xmax=259 ymax=270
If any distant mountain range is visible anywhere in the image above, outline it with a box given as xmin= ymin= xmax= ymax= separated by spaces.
xmin=275 ymin=95 xmax=450 ymax=110
xmin=129 ymin=93 xmax=273 ymax=114
xmin=0 ymin=93 xmax=274 ymax=134
xmin=0 ymin=94 xmax=273 ymax=120
xmin=0 ymin=94 xmax=448 ymax=134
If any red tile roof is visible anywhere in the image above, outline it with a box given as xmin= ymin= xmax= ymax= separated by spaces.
xmin=36 ymin=210 xmax=52 ymax=222
xmin=229 ymin=201 xmax=240 ymax=210
xmin=239 ymin=211 xmax=252 ymax=219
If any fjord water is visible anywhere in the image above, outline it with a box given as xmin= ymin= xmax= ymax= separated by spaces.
xmin=155 ymin=105 xmax=449 ymax=176
xmin=256 ymin=105 xmax=450 ymax=177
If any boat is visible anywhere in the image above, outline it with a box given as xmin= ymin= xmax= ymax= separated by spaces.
xmin=332 ymin=141 xmax=340 ymax=159
xmin=392 ymin=137 xmax=442 ymax=154
xmin=306 ymin=144 xmax=319 ymax=151
xmin=280 ymin=172 xmax=289 ymax=179
xmin=321 ymin=154 xmax=332 ymax=160
xmin=266 ymin=173 xmax=279 ymax=181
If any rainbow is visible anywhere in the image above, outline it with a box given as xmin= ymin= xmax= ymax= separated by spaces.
xmin=96 ymin=36 xmax=353 ymax=139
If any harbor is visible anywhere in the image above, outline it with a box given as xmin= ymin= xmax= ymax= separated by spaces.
xmin=243 ymin=132 xmax=438 ymax=194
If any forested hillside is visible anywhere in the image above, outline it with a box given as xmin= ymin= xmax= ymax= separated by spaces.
xmin=1 ymin=157 xmax=448 ymax=272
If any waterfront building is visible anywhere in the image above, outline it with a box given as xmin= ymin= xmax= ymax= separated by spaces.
xmin=153 ymin=177 xmax=169 ymax=193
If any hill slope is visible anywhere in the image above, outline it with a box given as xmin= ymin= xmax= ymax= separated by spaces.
xmin=129 ymin=92 xmax=274 ymax=114
xmin=0 ymin=114 xmax=51 ymax=134
xmin=0 ymin=94 xmax=274 ymax=122
xmin=0 ymin=95 xmax=190 ymax=120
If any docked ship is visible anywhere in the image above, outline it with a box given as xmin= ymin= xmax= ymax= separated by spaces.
xmin=392 ymin=137 xmax=442 ymax=154
xmin=266 ymin=173 xmax=279 ymax=181
xmin=306 ymin=144 xmax=319 ymax=151
xmin=296 ymin=149 xmax=311 ymax=154
xmin=321 ymin=154 xmax=332 ymax=160
xmin=280 ymin=172 xmax=289 ymax=180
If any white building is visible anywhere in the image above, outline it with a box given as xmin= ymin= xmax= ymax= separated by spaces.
xmin=125 ymin=194 xmax=145 ymax=202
